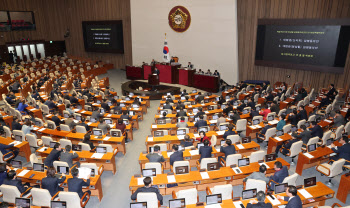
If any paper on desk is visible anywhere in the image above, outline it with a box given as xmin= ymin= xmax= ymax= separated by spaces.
xmin=274 ymin=137 xmax=283 ymax=141
xmin=103 ymin=136 xmax=110 ymax=141
xmin=255 ymin=125 xmax=263 ymax=128
xmin=188 ymin=105 xmax=192 ymax=108
xmin=177 ymin=135 xmax=185 ymax=140
xmin=303 ymin=153 xmax=314 ymax=158
xmin=9 ymin=141 xmax=22 ymax=146
xmin=29 ymin=109 xmax=36 ymax=111
xmin=46 ymin=114 xmax=53 ymax=117
xmin=167 ymin=175 xmax=176 ymax=183
xmin=38 ymin=147 xmax=46 ymax=152
xmin=152 ymin=125 xmax=157 ymax=128
xmin=194 ymin=134 xmax=200 ymax=138
xmin=259 ymin=162 xmax=270 ymax=169
xmin=200 ymin=172 xmax=210 ymax=179
xmin=298 ymin=189 xmax=313 ymax=198
xmin=209 ymin=120 xmax=217 ymax=124
xmin=217 ymin=131 xmax=225 ymax=135
xmin=78 ymin=167 xmax=91 ymax=180
xmin=106 ymin=114 xmax=112 ymax=117
xmin=233 ymin=201 xmax=244 ymax=208
xmin=167 ymin=152 xmax=174 ymax=157
xmin=137 ymin=178 xmax=144 ymax=185
xmin=236 ymin=144 xmax=244 ymax=149
xmin=18 ymin=170 xmax=30 ymax=177
xmin=205 ymin=111 xmax=210 ymax=114
xmin=33 ymin=127 xmax=39 ymax=130
xmin=147 ymin=137 xmax=153 ymax=141
xmin=81 ymin=110 xmax=86 ymax=113
xmin=250 ymin=125 xmax=257 ymax=129
xmin=73 ymin=109 xmax=80 ymax=112
xmin=38 ymin=128 xmax=46 ymax=132
xmin=108 ymin=124 xmax=114 ymax=128
xmin=189 ymin=150 xmax=199 ymax=155
xmin=215 ymin=147 xmax=220 ymax=152
xmin=205 ymin=204 xmax=221 ymax=208
xmin=267 ymin=195 xmax=281 ymax=206
xmin=201 ymin=104 xmax=205 ymax=106
xmin=325 ymin=119 xmax=332 ymax=123
xmin=87 ymin=122 xmax=92 ymax=125
xmin=232 ymin=167 xmax=242 ymax=174
xmin=91 ymin=153 xmax=104 ymax=159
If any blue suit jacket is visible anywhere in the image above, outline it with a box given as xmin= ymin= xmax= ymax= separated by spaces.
xmin=170 ymin=151 xmax=183 ymax=166
xmin=199 ymin=146 xmax=212 ymax=161
xmin=195 ymin=120 xmax=207 ymax=129
xmin=67 ymin=177 xmax=90 ymax=198
xmin=332 ymin=143 xmax=350 ymax=162
xmin=223 ymin=130 xmax=235 ymax=139
xmin=284 ymin=195 xmax=302 ymax=208
xmin=270 ymin=166 xmax=289 ymax=189
xmin=42 ymin=176 xmax=66 ymax=196
xmin=311 ymin=125 xmax=323 ymax=138
xmin=220 ymin=145 xmax=236 ymax=159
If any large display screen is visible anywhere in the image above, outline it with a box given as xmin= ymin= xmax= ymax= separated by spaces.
xmin=255 ymin=19 xmax=350 ymax=73
xmin=82 ymin=20 xmax=124 ymax=53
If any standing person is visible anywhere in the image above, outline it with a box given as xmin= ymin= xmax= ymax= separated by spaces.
xmin=41 ymin=167 xmax=66 ymax=197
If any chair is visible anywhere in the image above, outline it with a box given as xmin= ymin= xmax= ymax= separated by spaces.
xmin=301 ymin=137 xmax=319 ymax=152
xmin=41 ymin=104 xmax=50 ymax=115
xmin=78 ymin=142 xmax=91 ymax=151
xmin=31 ymin=188 xmax=52 ymax=207
xmin=80 ymin=163 xmax=104 ymax=176
xmin=221 ymin=154 xmax=242 ymax=167
xmin=3 ymin=126 xmax=12 ymax=138
xmin=41 ymin=136 xmax=54 ymax=146
xmin=252 ymin=116 xmax=263 ymax=124
xmin=308 ymin=115 xmax=316 ymax=122
xmin=235 ymin=119 xmax=247 ymax=136
xmin=60 ymin=139 xmax=72 ymax=149
xmin=227 ymin=135 xmax=240 ymax=144
xmin=172 ymin=188 xmax=198 ymax=205
xmin=136 ymin=192 xmax=159 ymax=208
xmin=316 ymin=159 xmax=346 ymax=187
xmin=297 ymin=119 xmax=306 ymax=129
xmin=153 ymin=143 xmax=167 ymax=152
xmin=249 ymin=150 xmax=265 ymax=163
xmin=198 ymin=158 xmax=217 ymax=170
xmin=259 ymin=128 xmax=276 ymax=144
xmin=34 ymin=118 xmax=44 ymax=127
xmin=318 ymin=131 xmax=332 ymax=146
xmin=281 ymin=141 xmax=303 ymax=165
xmin=98 ymin=144 xmax=118 ymax=156
xmin=281 ymin=173 xmax=298 ymax=186
xmin=47 ymin=120 xmax=56 ymax=130
xmin=13 ymin=130 xmax=26 ymax=142
xmin=344 ymin=121 xmax=350 ymax=134
xmin=58 ymin=191 xmax=90 ymax=208
xmin=60 ymin=124 xmax=71 ymax=131
xmin=267 ymin=112 xmax=276 ymax=120
xmin=210 ymin=135 xmax=217 ymax=147
xmin=53 ymin=161 xmax=70 ymax=171
xmin=206 ymin=184 xmax=233 ymax=200
xmin=172 ymin=161 xmax=190 ymax=173
xmin=26 ymin=134 xmax=42 ymax=149
xmin=29 ymin=153 xmax=43 ymax=166
xmin=283 ymin=124 xmax=292 ymax=134
xmin=333 ymin=125 xmax=344 ymax=140
xmin=76 ymin=126 xmax=87 ymax=134
xmin=244 ymin=179 xmax=267 ymax=193
xmin=0 ymin=185 xmax=32 ymax=203
xmin=145 ymin=162 xmax=163 ymax=174
xmin=278 ymin=109 xmax=286 ymax=117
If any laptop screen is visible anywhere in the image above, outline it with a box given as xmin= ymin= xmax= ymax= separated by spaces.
xmin=175 ymin=166 xmax=189 ymax=174
xmin=57 ymin=166 xmax=69 ymax=174
xmin=198 ymin=127 xmax=208 ymax=133
xmin=64 ymin=113 xmax=69 ymax=118
xmin=275 ymin=183 xmax=288 ymax=194
xmin=192 ymin=108 xmax=198 ymax=113
xmin=120 ymin=103 xmax=125 ymax=107
xmin=206 ymin=194 xmax=222 ymax=205
xmin=129 ymin=111 xmax=135 ymax=116
xmin=51 ymin=201 xmax=67 ymax=208
xmin=242 ymin=189 xmax=257 ymax=200
xmin=105 ymin=119 xmax=112 ymax=124
xmin=15 ymin=198 xmax=30 ymax=208
xmin=307 ymin=144 xmax=316 ymax=152
xmin=142 ymin=168 xmax=156 ymax=177
xmin=154 ymin=131 xmax=164 ymax=137
xmin=219 ymin=125 xmax=228 ymax=131
xmin=242 ymin=137 xmax=251 ymax=144
xmin=111 ymin=131 xmax=121 ymax=137
xmin=197 ymin=143 xmax=204 ymax=150
xmin=291 ymin=126 xmax=298 ymax=132
xmin=132 ymin=104 xmax=139 ymax=108
xmin=304 ymin=177 xmax=317 ymax=188
xmin=100 ymin=108 xmax=105 ymax=113
xmin=93 ymin=130 xmax=102 ymax=136
xmin=90 ymin=118 xmax=97 ymax=123
xmin=267 ymin=115 xmax=274 ymax=121
xmin=123 ymin=120 xmax=129 ymax=125
xmin=242 ymin=110 xmax=248 ymax=114
xmin=326 ymin=139 xmax=333 ymax=146
xmin=238 ymin=158 xmax=250 ymax=167
xmin=96 ymin=147 xmax=107 ymax=153
xmin=220 ymin=140 xmax=226 ymax=146
xmin=180 ymin=97 xmax=185 ymax=100
xmin=177 ymin=129 xmax=186 ymax=135
xmin=216 ymin=97 xmax=220 ymax=101
xmin=72 ymin=144 xmax=82 ymax=151
xmin=15 ymin=135 xmax=22 ymax=142
xmin=11 ymin=160 xmax=22 ymax=169
xmin=253 ymin=119 xmax=260 ymax=125
xmin=33 ymin=163 xmax=44 ymax=172
xmin=265 ymin=153 xmax=276 ymax=162
xmin=75 ymin=115 xmax=81 ymax=121
xmin=169 ymin=198 xmax=185 ymax=208
xmin=194 ymin=117 xmax=200 ymax=122
xmin=276 ymin=130 xmax=283 ymax=136
xmin=207 ymin=162 xmax=220 ymax=171
xmin=50 ymin=141 xmax=58 ymax=148
xmin=212 ymin=115 xmax=218 ymax=120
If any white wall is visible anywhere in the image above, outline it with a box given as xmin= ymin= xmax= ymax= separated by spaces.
xmin=130 ymin=0 xmax=239 ymax=84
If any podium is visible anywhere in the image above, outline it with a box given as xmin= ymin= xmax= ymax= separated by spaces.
xmin=148 ymin=74 xmax=159 ymax=86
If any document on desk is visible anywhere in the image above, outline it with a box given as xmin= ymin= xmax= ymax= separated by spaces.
xmin=233 ymin=201 xmax=244 ymax=208
xmin=274 ymin=137 xmax=283 ymax=141
xmin=217 ymin=131 xmax=225 ymax=135
xmin=177 ymin=135 xmax=185 ymax=140
xmin=87 ymin=122 xmax=92 ymax=125
xmin=108 ymin=124 xmax=114 ymax=128
xmin=188 ymin=105 xmax=192 ymax=108
xmin=194 ymin=134 xmax=200 ymax=138
xmin=255 ymin=125 xmax=263 ymax=128
xmin=200 ymin=172 xmax=210 ymax=179
xmin=147 ymin=137 xmax=153 ymax=141
xmin=298 ymin=189 xmax=313 ymax=198
xmin=189 ymin=150 xmax=199 ymax=155
xmin=205 ymin=111 xmax=210 ymax=114
xmin=236 ymin=144 xmax=245 ymax=149
xmin=78 ymin=167 xmax=91 ymax=180
xmin=18 ymin=170 xmax=30 ymax=177
xmin=38 ymin=128 xmax=46 ymax=132
xmin=325 ymin=119 xmax=332 ymax=123
xmin=250 ymin=125 xmax=257 ymax=129
xmin=167 ymin=175 xmax=176 ymax=183
xmin=81 ymin=110 xmax=86 ymax=113
xmin=232 ymin=167 xmax=242 ymax=174
xmin=167 ymin=152 xmax=174 ymax=157
xmin=216 ymin=147 xmax=220 ymax=152
xmin=152 ymin=125 xmax=157 ymax=128
xmin=106 ymin=114 xmax=112 ymax=117
xmin=91 ymin=153 xmax=104 ymax=159
xmin=205 ymin=204 xmax=221 ymax=208
xmin=73 ymin=109 xmax=80 ymax=112
xmin=9 ymin=141 xmax=22 ymax=146
xmin=33 ymin=127 xmax=39 ymax=131
xmin=103 ymin=136 xmax=110 ymax=141
xmin=258 ymin=162 xmax=270 ymax=169
xmin=134 ymin=108 xmax=140 ymax=110
xmin=267 ymin=195 xmax=281 ymax=205
xmin=38 ymin=147 xmax=46 ymax=152
xmin=303 ymin=153 xmax=314 ymax=159
xmin=45 ymin=114 xmax=53 ymax=117
xmin=209 ymin=120 xmax=217 ymax=124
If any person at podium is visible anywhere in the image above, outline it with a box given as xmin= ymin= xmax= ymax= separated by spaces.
xmin=153 ymin=68 xmax=160 ymax=76
xmin=206 ymin=69 xmax=212 ymax=75
xmin=213 ymin=70 xmax=220 ymax=76
xmin=187 ymin=62 xmax=194 ymax=69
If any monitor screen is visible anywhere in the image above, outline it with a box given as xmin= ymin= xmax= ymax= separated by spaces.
xmin=169 ymin=198 xmax=185 ymax=208
xmin=220 ymin=140 xmax=226 ymax=146
xmin=57 ymin=166 xmax=69 ymax=174
xmin=197 ymin=143 xmax=204 ymax=150
xmin=175 ymin=166 xmax=189 ymax=174
xmin=33 ymin=163 xmax=44 ymax=172
xmin=194 ymin=117 xmax=200 ymax=122
xmin=219 ymin=125 xmax=228 ymax=131
xmin=130 ymin=202 xmax=147 ymax=208
xmin=50 ymin=141 xmax=58 ymax=148
xmin=114 ymin=96 xmax=119 ymax=100
xmin=125 ymin=97 xmax=130 ymax=101
xmin=132 ymin=104 xmax=139 ymax=108
xmin=111 ymin=131 xmax=121 ymax=137
xmin=11 ymin=160 xmax=22 ymax=169
xmin=72 ymin=144 xmax=82 ymax=151
xmin=96 ymin=146 xmax=107 ymax=153
xmin=15 ymin=198 xmax=30 ymax=208
xmin=244 ymin=100 xmax=248 ymax=104
xmin=198 ymin=127 xmax=208 ymax=133
xmin=64 ymin=113 xmax=69 ymax=118
xmin=195 ymin=95 xmax=199 ymax=99
xmin=304 ymin=177 xmax=316 ymax=188
xmin=154 ymin=131 xmax=164 ymax=137
xmin=123 ymin=120 xmax=129 ymax=125
xmin=238 ymin=158 xmax=250 ymax=167
xmin=242 ymin=110 xmax=248 ymax=114
xmin=212 ymin=115 xmax=218 ymax=120
xmin=15 ymin=135 xmax=22 ymax=142
xmin=157 ymin=119 xmax=165 ymax=124
xmin=177 ymin=129 xmax=186 ymax=135
xmin=120 ymin=103 xmax=125 ymax=107
xmin=192 ymin=90 xmax=197 ymax=93
xmin=48 ymin=123 xmax=55 ymax=130
xmin=326 ymin=139 xmax=333 ymax=146
xmin=276 ymin=130 xmax=283 ymax=136
xmin=90 ymin=118 xmax=97 ymax=123
xmin=51 ymin=201 xmax=67 ymax=208
xmin=192 ymin=108 xmax=199 ymax=113
xmin=75 ymin=115 xmax=81 ymax=121
xmin=107 ymin=101 xmax=112 ymax=106
xmin=180 ymin=96 xmax=185 ymax=100
xmin=93 ymin=130 xmax=102 ymax=136
xmin=221 ymin=105 xmax=226 ymax=109
xmin=305 ymin=122 xmax=310 ymax=127
xmin=105 ymin=119 xmax=112 ymax=124
xmin=242 ymin=137 xmax=251 ymax=144
xmin=275 ymin=183 xmax=288 ymax=194
xmin=256 ymin=106 xmax=261 ymax=111
xmin=100 ymin=108 xmax=105 ymax=113
xmin=242 ymin=189 xmax=257 ymax=200
xmin=77 ymin=105 xmax=83 ymax=110
xmin=267 ymin=115 xmax=274 ymax=121
xmin=265 ymin=153 xmax=276 ymax=162
xmin=142 ymin=168 xmax=156 ymax=177
xmin=216 ymin=97 xmax=220 ymax=101
xmin=307 ymin=144 xmax=316 ymax=152
xmin=207 ymin=162 xmax=220 ymax=171
xmin=253 ymin=119 xmax=260 ymax=125
xmin=206 ymin=194 xmax=222 ymax=205
xmin=129 ymin=111 xmax=135 ymax=116
xmin=291 ymin=126 xmax=298 ymax=132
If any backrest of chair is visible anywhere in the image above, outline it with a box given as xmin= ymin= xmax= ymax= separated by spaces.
xmin=236 ymin=119 xmax=247 ymax=131
xmin=78 ymin=142 xmax=91 ymax=151
xmin=345 ymin=121 xmax=350 ymax=133
xmin=278 ymin=109 xmax=286 ymax=117
xmin=177 ymin=188 xmax=198 ymax=205
xmin=283 ymin=124 xmax=292 ymax=134
xmin=34 ymin=118 xmax=43 ymax=127
xmin=252 ymin=116 xmax=263 ymax=124
xmin=329 ymin=159 xmax=346 ymax=177
xmin=13 ymin=130 xmax=25 ymax=142
xmin=3 ymin=126 xmax=12 ymax=138
xmin=308 ymin=115 xmax=316 ymax=122
xmin=31 ymin=188 xmax=51 ymax=206
xmin=30 ymin=153 xmax=39 ymax=166
xmin=265 ymin=128 xmax=277 ymax=141
xmin=321 ymin=131 xmax=332 ymax=144
xmin=212 ymin=184 xmax=232 ymax=200
xmin=307 ymin=137 xmax=319 ymax=146
xmin=59 ymin=191 xmax=82 ymax=208
xmin=0 ymin=185 xmax=21 ymax=203
xmin=210 ymin=135 xmax=217 ymax=147
xmin=225 ymin=154 xmax=242 ymax=167
xmin=60 ymin=139 xmax=72 ymax=149
xmin=290 ymin=141 xmax=303 ymax=157
xmin=245 ymin=179 xmax=266 ymax=193
xmin=173 ymin=161 xmax=190 ymax=173
xmin=297 ymin=119 xmax=306 ymax=129
xmin=249 ymin=150 xmax=265 ymax=163
xmin=154 ymin=143 xmax=167 ymax=152
xmin=53 ymin=161 xmax=69 ymax=170
xmin=145 ymin=162 xmax=162 ymax=174
xmin=137 ymin=192 xmax=158 ymax=208
xmin=47 ymin=120 xmax=56 ymax=129
xmin=41 ymin=136 xmax=53 ymax=146
xmin=60 ymin=124 xmax=71 ymax=131
xmin=200 ymin=158 xmax=217 ymax=169
xmin=80 ymin=163 xmax=99 ymax=175
xmin=282 ymin=173 xmax=298 ymax=186
xmin=227 ymin=135 xmax=240 ymax=144
xmin=76 ymin=125 xmax=87 ymax=133
xmin=335 ymin=125 xmax=344 ymax=139
xmin=98 ymin=144 xmax=113 ymax=152
xmin=26 ymin=134 xmax=38 ymax=147
xmin=267 ymin=112 xmax=275 ymax=120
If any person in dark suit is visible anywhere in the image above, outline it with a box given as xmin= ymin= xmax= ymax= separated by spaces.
xmin=163 ymin=101 xmax=172 ymax=110
xmin=269 ymin=161 xmax=289 ymax=190
xmin=181 ymin=89 xmax=188 ymax=96
xmin=180 ymin=135 xmax=193 ymax=147
xmin=229 ymin=110 xmax=241 ymax=125
xmin=270 ymin=102 xmax=280 ymax=115
xmin=288 ymin=109 xmax=298 ymax=126
xmin=112 ymin=102 xmax=122 ymax=114
xmin=194 ymin=107 xmax=205 ymax=118
xmin=277 ymin=185 xmax=302 ymax=208
xmin=257 ymin=121 xmax=272 ymax=143
xmin=319 ymin=94 xmax=331 ymax=108
xmin=68 ymin=167 xmax=91 ymax=199
xmin=77 ymin=116 xmax=90 ymax=132
xmin=310 ymin=121 xmax=323 ymax=138
xmin=176 ymin=101 xmax=185 ymax=110
xmin=51 ymin=111 xmax=63 ymax=128
xmin=332 ymin=110 xmax=345 ymax=128
xmin=121 ymin=111 xmax=131 ymax=120
xmin=0 ymin=142 xmax=18 ymax=161
xmin=220 ymin=139 xmax=236 ymax=160
xmin=297 ymin=106 xmax=308 ymax=121
xmin=247 ymin=191 xmax=272 ymax=208
xmin=199 ymin=140 xmax=212 ymax=162
xmin=247 ymin=98 xmax=255 ymax=109
xmin=11 ymin=117 xmax=22 ymax=130
xmin=82 ymin=133 xmax=95 ymax=150
xmin=275 ymin=132 xmax=300 ymax=156
xmin=223 ymin=103 xmax=234 ymax=116
xmin=194 ymin=115 xmax=207 ymax=130
xmin=299 ymin=125 xmax=312 ymax=146
xmin=44 ymin=98 xmax=57 ymax=110
xmin=213 ymin=70 xmax=220 ymax=76
xmin=331 ymin=136 xmax=350 ymax=164
xmin=69 ymin=95 xmax=79 ymax=105
xmin=44 ymin=143 xmax=62 ymax=167
xmin=326 ymin=84 xmax=336 ymax=99
xmin=91 ymin=107 xmax=104 ymax=121
xmin=265 ymin=93 xmax=274 ymax=102
xmin=11 ymin=81 xmax=21 ymax=93
xmin=176 ymin=107 xmax=187 ymax=117
xmin=101 ymin=99 xmax=110 ymax=112
xmin=3 ymin=170 xmax=27 ymax=193
xmin=41 ymin=167 xmax=66 ymax=197
xmin=0 ymin=163 xmax=7 ymax=186
xmin=131 ymin=177 xmax=163 ymax=205
xmin=154 ymin=68 xmax=160 ymax=76
xmin=146 ymin=145 xmax=165 ymax=163
xmin=170 ymin=144 xmax=183 ymax=166
xmin=165 ymin=95 xmax=174 ymax=103
xmin=195 ymin=92 xmax=205 ymax=103
xmin=223 ymin=124 xmax=236 ymax=139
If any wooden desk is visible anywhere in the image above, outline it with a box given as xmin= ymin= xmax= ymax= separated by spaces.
xmin=267 ymin=133 xmax=292 ymax=154
xmin=295 ymin=146 xmax=333 ymax=175
xmin=336 ymin=174 xmax=350 ymax=203
xmin=0 ymin=137 xmax=31 ymax=161
xmin=279 ymin=97 xmax=294 ymax=110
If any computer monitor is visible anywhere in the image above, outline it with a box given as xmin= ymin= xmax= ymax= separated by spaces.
xmin=267 ymin=115 xmax=274 ymax=121
xmin=57 ymin=166 xmax=69 ymax=174
xmin=242 ymin=189 xmax=257 ymax=200
xmin=177 ymin=129 xmax=186 ymax=135
xmin=220 ymin=140 xmax=226 ymax=146
xmin=97 ymin=100 xmax=101 ymax=104
xmin=142 ymin=168 xmax=156 ymax=177
xmin=129 ymin=111 xmax=135 ymax=116
xmin=305 ymin=122 xmax=310 ymax=128
xmin=75 ymin=115 xmax=81 ymax=121
xmin=154 ymin=131 xmax=164 ymax=137
xmin=253 ymin=119 xmax=260 ymax=125
xmin=195 ymin=95 xmax=199 ymax=99
xmin=238 ymin=158 xmax=250 ymax=167
xmin=307 ymin=144 xmax=316 ymax=152
xmin=291 ymin=126 xmax=298 ymax=132
xmin=130 ymin=202 xmax=147 ymax=208
xmin=93 ymin=129 xmax=102 ymax=137
xmin=50 ymin=141 xmax=58 ymax=148
xmin=304 ymin=177 xmax=317 ymax=188
xmin=204 ymin=99 xmax=209 ymax=103
xmin=107 ymin=101 xmax=112 ymax=106
xmin=221 ymin=105 xmax=226 ymax=109
xmin=132 ymin=104 xmax=139 ymax=108
xmin=194 ymin=117 xmax=200 ymax=122
xmin=64 ymin=113 xmax=69 ymax=118
xmin=157 ymin=119 xmax=166 ymax=124
xmin=242 ymin=137 xmax=251 ymax=144
xmin=175 ymin=166 xmax=189 ymax=174
xmin=233 ymin=101 xmax=238 ymax=106
xmin=11 ymin=160 xmax=22 ymax=169
xmin=206 ymin=194 xmax=222 ymax=205
xmin=120 ymin=103 xmax=125 ymax=107
xmin=166 ymin=93 xmax=171 ymax=96
xmin=15 ymin=198 xmax=30 ymax=208
xmin=100 ymin=108 xmax=105 ymax=113
xmin=207 ymin=162 xmax=220 ymax=171
xmin=105 ymin=119 xmax=113 ymax=124
xmin=197 ymin=143 xmax=204 ymax=150
xmin=87 ymin=106 xmax=92 ymax=111
xmin=129 ymin=93 xmax=134 ymax=97
xmin=51 ymin=201 xmax=67 ymax=208
xmin=33 ymin=163 xmax=45 ymax=172
xmin=77 ymin=105 xmax=83 ymax=110
xmin=225 ymin=95 xmax=230 ymax=100
xmin=114 ymin=95 xmax=119 ymax=100
xmin=35 ymin=120 xmax=41 ymax=126
xmin=169 ymin=198 xmax=185 ymax=208
xmin=219 ymin=125 xmax=228 ymax=131
xmin=242 ymin=109 xmax=248 ymax=114
xmin=265 ymin=153 xmax=276 ymax=162
xmin=72 ymin=144 xmax=82 ymax=151
xmin=276 ymin=130 xmax=283 ymax=137
xmin=96 ymin=146 xmax=107 ymax=153
xmin=178 ymin=145 xmax=184 ymax=151
xmin=326 ymin=139 xmax=333 ymax=146
xmin=212 ymin=114 xmax=218 ymax=120
xmin=15 ymin=135 xmax=22 ymax=142
xmin=180 ymin=96 xmax=185 ymax=100
xmin=111 ymin=130 xmax=121 ymax=137
xmin=275 ymin=183 xmax=288 ymax=194
xmin=48 ymin=123 xmax=55 ymax=130
xmin=58 ymin=100 xmax=63 ymax=104
xmin=90 ymin=118 xmax=97 ymax=123
xmin=216 ymin=97 xmax=220 ymax=101
xmin=256 ymin=106 xmax=261 ymax=111
xmin=192 ymin=90 xmax=197 ymax=93
xmin=198 ymin=127 xmax=208 ymax=133
xmin=125 ymin=97 xmax=130 ymax=101
xmin=123 ymin=120 xmax=129 ymax=125
xmin=192 ymin=108 xmax=199 ymax=114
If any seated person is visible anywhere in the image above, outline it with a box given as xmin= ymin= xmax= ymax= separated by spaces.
xmin=330 ymin=136 xmax=350 ymax=164
xmin=194 ymin=107 xmax=205 ymax=118
xmin=115 ymin=118 xmax=127 ymax=139
xmin=176 ymin=107 xmax=187 ymax=117
xmin=288 ymin=109 xmax=298 ymax=126
xmin=68 ymin=167 xmax=91 ymax=199
xmin=44 ymin=143 xmax=62 ymax=167
xmin=247 ymin=191 xmax=272 ymax=208
xmin=275 ymin=132 xmax=300 ymax=156
xmin=3 ymin=170 xmax=28 ymax=193
xmin=97 ymin=118 xmax=109 ymax=135
xmin=216 ymin=113 xmax=226 ymax=126
xmin=60 ymin=145 xmax=80 ymax=168
xmin=332 ymin=110 xmax=345 ymax=128
xmin=163 ymin=101 xmax=172 ymax=110
xmin=276 ymin=114 xmax=286 ymax=131
xmin=170 ymin=144 xmax=183 ymax=166
xmin=223 ymin=124 xmax=236 ymax=139
xmin=146 ymin=145 xmax=165 ymax=163
xmin=299 ymin=125 xmax=312 ymax=146
xmin=11 ymin=117 xmax=22 ymax=130
xmin=220 ymin=139 xmax=236 ymax=160
xmin=310 ymin=121 xmax=323 ymax=139
xmin=196 ymin=131 xmax=211 ymax=145
xmin=199 ymin=140 xmax=212 ymax=162
xmin=260 ymin=104 xmax=271 ymax=120
xmin=277 ymin=185 xmax=302 ymax=207
xmin=256 ymin=121 xmax=272 ymax=143
xmin=194 ymin=115 xmax=207 ymax=130
xmin=65 ymin=115 xmax=77 ymax=130
xmin=82 ymin=133 xmax=95 ymax=150
xmin=176 ymin=116 xmax=188 ymax=128
xmin=0 ymin=142 xmax=19 ymax=162
xmin=52 ymin=111 xmax=63 ymax=127
xmin=0 ymin=163 xmax=8 ymax=186
xmin=77 ymin=116 xmax=90 ymax=132
xmin=243 ymin=164 xmax=269 ymax=184
xmin=297 ymin=106 xmax=308 ymax=121
xmin=180 ymin=135 xmax=193 ymax=147
xmin=269 ymin=161 xmax=289 ymax=190
xmin=41 ymin=167 xmax=66 ymax=197
xmin=121 ymin=111 xmax=131 ymax=120
xmin=131 ymin=177 xmax=163 ymax=205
